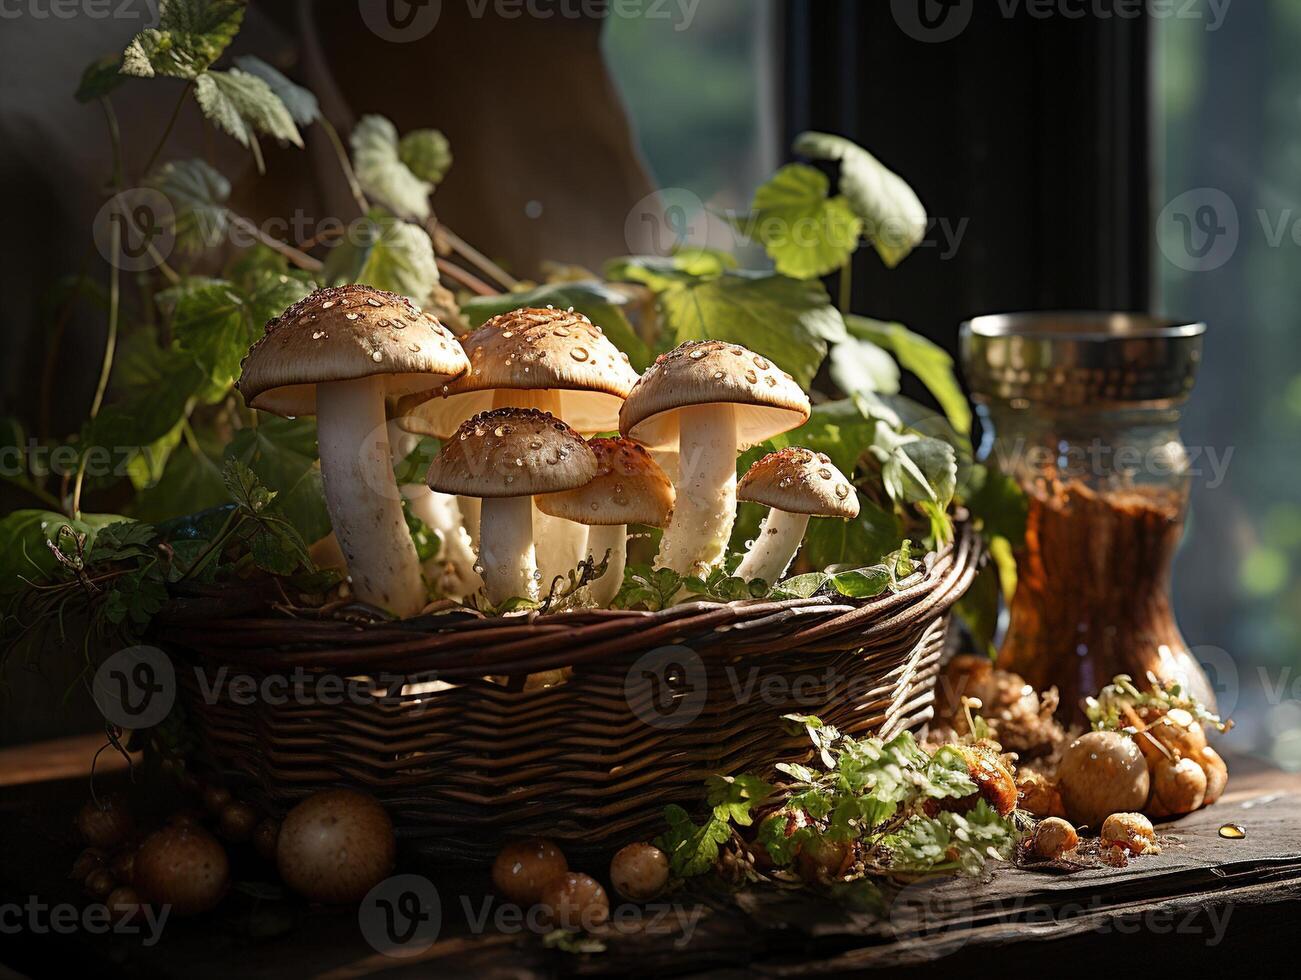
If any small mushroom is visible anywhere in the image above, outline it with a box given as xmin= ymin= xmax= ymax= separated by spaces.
xmin=535 ymin=438 xmax=674 ymax=606
xmin=539 ymin=872 xmax=610 ymax=930
xmin=734 ymin=448 xmax=859 ymax=583
xmin=609 ymin=842 xmax=670 ymax=901
xmin=1032 ymin=817 xmax=1079 ymax=859
xmin=1148 ymin=755 xmax=1207 ymax=817
xmin=426 ymin=408 xmax=597 ymax=606
xmin=238 ymin=285 xmax=469 ymax=617
xmin=1100 ymin=812 xmax=1158 ymax=854
xmin=620 ymin=341 xmax=810 ymax=578
xmin=1198 ymin=745 xmax=1229 ymax=805
xmin=1056 ymin=730 xmax=1150 ymax=827
xmin=398 ymin=307 xmax=640 ymax=587
xmin=492 ymin=838 xmax=568 ymax=906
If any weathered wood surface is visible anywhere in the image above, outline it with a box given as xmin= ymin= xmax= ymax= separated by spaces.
xmin=2 ymin=747 xmax=1299 ymax=978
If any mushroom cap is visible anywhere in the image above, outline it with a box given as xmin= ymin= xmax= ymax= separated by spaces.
xmin=535 ymin=437 xmax=674 ymax=527
xmin=237 ymin=285 xmax=468 ymax=417
xmin=397 ymin=307 xmax=641 ymax=437
xmin=619 ymin=341 xmax=811 ymax=450
xmin=737 ymin=447 xmax=859 ymax=518
xmin=425 ymin=408 xmax=597 ymax=498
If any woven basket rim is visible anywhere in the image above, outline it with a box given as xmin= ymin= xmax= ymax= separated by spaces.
xmin=157 ymin=525 xmax=981 ymax=678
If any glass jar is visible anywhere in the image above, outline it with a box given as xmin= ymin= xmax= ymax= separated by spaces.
xmin=960 ymin=313 xmax=1213 ymax=719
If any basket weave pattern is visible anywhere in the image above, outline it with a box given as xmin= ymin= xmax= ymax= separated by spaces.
xmin=160 ymin=528 xmax=980 ymax=862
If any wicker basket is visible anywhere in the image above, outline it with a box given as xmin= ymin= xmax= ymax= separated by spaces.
xmin=156 ymin=527 xmax=981 ymax=864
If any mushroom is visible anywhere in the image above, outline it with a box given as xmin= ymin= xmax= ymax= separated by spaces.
xmin=1032 ymin=817 xmax=1079 ymax=859
xmin=425 ymin=408 xmax=597 ymax=606
xmin=238 ymin=285 xmax=468 ymax=617
xmin=620 ymin=341 xmax=811 ymax=578
xmin=1056 ymin=730 xmax=1150 ymax=827
xmin=535 ymin=437 xmax=674 ymax=606
xmin=398 ymin=307 xmax=640 ymax=589
xmin=734 ymin=448 xmax=858 ymax=583
xmin=1100 ymin=811 xmax=1158 ymax=854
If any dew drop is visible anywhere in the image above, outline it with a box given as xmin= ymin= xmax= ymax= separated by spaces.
xmin=321 ymin=300 xmax=335 ymax=309
xmin=745 ymin=370 xmax=758 ymax=384
xmin=689 ymin=348 xmax=706 ymax=360
xmin=502 ymin=330 xmax=515 ymax=339
xmin=345 ymin=312 xmax=360 ymax=321
xmin=1219 ymin=823 xmax=1246 ymax=839
xmin=312 ymin=331 xmax=326 ymax=340
xmin=818 ymin=467 xmax=833 ymax=480
xmin=371 ymin=350 xmax=383 ymax=362
xmin=367 ymin=298 xmax=382 ymax=307
xmin=571 ymin=347 xmax=590 ymax=362
xmin=835 ymin=484 xmax=850 ymax=500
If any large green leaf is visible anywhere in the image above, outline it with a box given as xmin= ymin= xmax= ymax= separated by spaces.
xmin=322 ymin=208 xmax=439 ymax=305
xmin=829 ymin=337 xmax=900 ymax=400
xmin=131 ymin=447 xmax=228 ymax=523
xmin=160 ymin=273 xmax=313 ymax=391
xmin=769 ymin=398 xmax=874 ymax=476
xmin=121 ymin=0 xmax=246 ymax=80
xmin=604 ymin=250 xmax=737 ymax=292
xmin=147 ymin=158 xmax=230 ymax=256
xmin=226 ymin=418 xmax=330 ymax=544
xmin=845 ymin=315 xmax=971 ymax=435
xmin=84 ymin=336 xmax=207 ymax=453
xmin=659 ymin=271 xmax=844 ymax=388
xmin=0 ymin=511 xmax=126 ymax=593
xmin=76 ymin=54 xmax=127 ymax=102
xmin=195 ymin=68 xmax=303 ymax=171
xmin=232 ymin=55 xmax=319 ymax=125
xmin=801 ymin=495 xmax=904 ymax=571
xmin=351 ymin=115 xmax=432 ymax=221
xmin=738 ymin=164 xmax=862 ymax=279
xmin=461 ymin=280 xmax=652 ymax=371
xmin=793 ymin=132 xmax=926 ymax=269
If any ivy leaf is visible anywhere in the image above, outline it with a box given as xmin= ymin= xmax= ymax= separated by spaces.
xmin=613 ymin=564 xmax=683 ymax=611
xmin=399 ymin=129 xmax=453 ymax=186
xmin=657 ymin=270 xmax=846 ymax=389
xmin=845 ymin=316 xmax=970 ymax=435
xmin=195 ymin=68 xmax=303 ymax=172
xmin=147 ymin=159 xmax=230 ymax=256
xmin=955 ymin=560 xmax=1001 ymax=658
xmin=222 ymin=457 xmax=276 ymax=513
xmin=736 ymin=164 xmax=862 ymax=279
xmin=801 ymin=495 xmax=904 ymax=571
xmin=226 ymin=418 xmax=331 ymax=545
xmin=461 ymin=280 xmax=651 ymax=371
xmin=121 ymin=0 xmax=246 ymax=79
xmin=85 ymin=336 xmax=208 ymax=457
xmin=88 ymin=521 xmax=158 ymax=563
xmin=755 ymin=811 xmax=811 ymax=867
xmin=232 ymin=55 xmax=319 ymax=125
xmin=653 ymin=805 xmax=730 ymax=878
xmin=131 ymin=444 xmax=229 ymax=522
xmin=705 ymin=773 xmax=775 ymax=827
xmin=351 ymin=115 xmax=432 ymax=221
xmin=769 ymin=398 xmax=874 ymax=476
xmin=793 ymin=132 xmax=927 ymax=269
xmin=221 ymin=458 xmax=313 ymax=575
xmin=322 ymin=208 xmax=439 ymax=305
xmin=829 ymin=336 xmax=901 ymax=399
xmin=76 ymin=54 xmax=126 ymax=102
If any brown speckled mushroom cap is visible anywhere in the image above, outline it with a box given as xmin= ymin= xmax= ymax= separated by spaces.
xmin=425 ymin=408 xmax=598 ymax=498
xmin=619 ymin=341 xmax=811 ymax=451
xmin=535 ymin=437 xmax=674 ymax=527
xmin=237 ymin=284 xmax=469 ymax=417
xmin=737 ymin=447 xmax=859 ymax=518
xmin=398 ymin=307 xmax=641 ymax=438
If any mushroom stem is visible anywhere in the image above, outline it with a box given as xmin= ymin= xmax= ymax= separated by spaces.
xmin=489 ymin=388 xmax=588 ymax=589
xmin=586 ymin=524 xmax=627 ymax=606
xmin=735 ymin=509 xmax=810 ymax=584
xmin=459 ymin=496 xmax=482 ymax=550
xmin=478 ymin=495 xmax=538 ymax=605
xmin=316 ymin=375 xmax=426 ymax=617
xmin=655 ymin=404 xmax=737 ymax=578
xmin=403 ymin=487 xmax=483 ymax=599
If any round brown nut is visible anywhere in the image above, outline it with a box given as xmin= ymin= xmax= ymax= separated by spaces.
xmin=491 ymin=838 xmax=568 ymax=906
xmin=539 ymin=872 xmax=610 ymax=931
xmin=610 ymin=843 xmax=670 ymax=901
xmin=1057 ymin=731 xmax=1149 ymax=827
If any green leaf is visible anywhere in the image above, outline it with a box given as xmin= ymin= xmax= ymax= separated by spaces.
xmin=399 ymin=129 xmax=453 ymax=185
xmin=147 ymin=158 xmax=230 ymax=256
xmin=829 ymin=564 xmax=890 ymax=598
xmin=131 ymin=445 xmax=228 ymax=522
xmin=351 ymin=115 xmax=432 ymax=221
xmin=226 ymin=418 xmax=331 ymax=544
xmin=461 ymin=280 xmax=652 ymax=371
xmin=221 ymin=457 xmax=276 ymax=513
xmin=613 ymin=564 xmax=684 ymax=611
xmin=828 ymin=337 xmax=901 ymax=399
xmin=771 ymin=571 xmax=830 ymax=599
xmin=955 ymin=560 xmax=1001 ymax=658
xmin=770 ymin=398 xmax=873 ymax=476
xmin=76 ymin=54 xmax=126 ymax=102
xmin=756 ymin=812 xmax=810 ymax=867
xmin=793 ymin=132 xmax=927 ymax=269
xmin=121 ymin=0 xmax=246 ymax=79
xmin=801 ymin=495 xmax=904 ymax=571
xmin=660 ymin=270 xmax=845 ymax=389
xmin=705 ymin=773 xmax=775 ymax=827
xmin=195 ymin=68 xmax=303 ymax=171
xmin=737 ymin=164 xmax=862 ymax=279
xmin=232 ymin=55 xmax=319 ymax=125
xmin=845 ymin=316 xmax=970 ymax=435
xmin=782 ymin=713 xmax=840 ymax=768
xmin=0 ymin=511 xmax=126 ymax=593
xmin=322 ymin=208 xmax=439 ymax=305
xmin=84 ymin=335 xmax=208 ymax=454
xmin=964 ymin=464 xmax=1027 ymax=547
xmin=654 ymin=804 xmax=729 ymax=878
xmin=605 ymin=250 xmax=738 ymax=292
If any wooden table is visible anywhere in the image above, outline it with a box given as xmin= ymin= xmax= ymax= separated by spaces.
xmin=3 ymin=736 xmax=1299 ymax=978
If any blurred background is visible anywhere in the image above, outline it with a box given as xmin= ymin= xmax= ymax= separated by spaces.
xmin=2 ymin=0 xmax=1298 ymax=763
